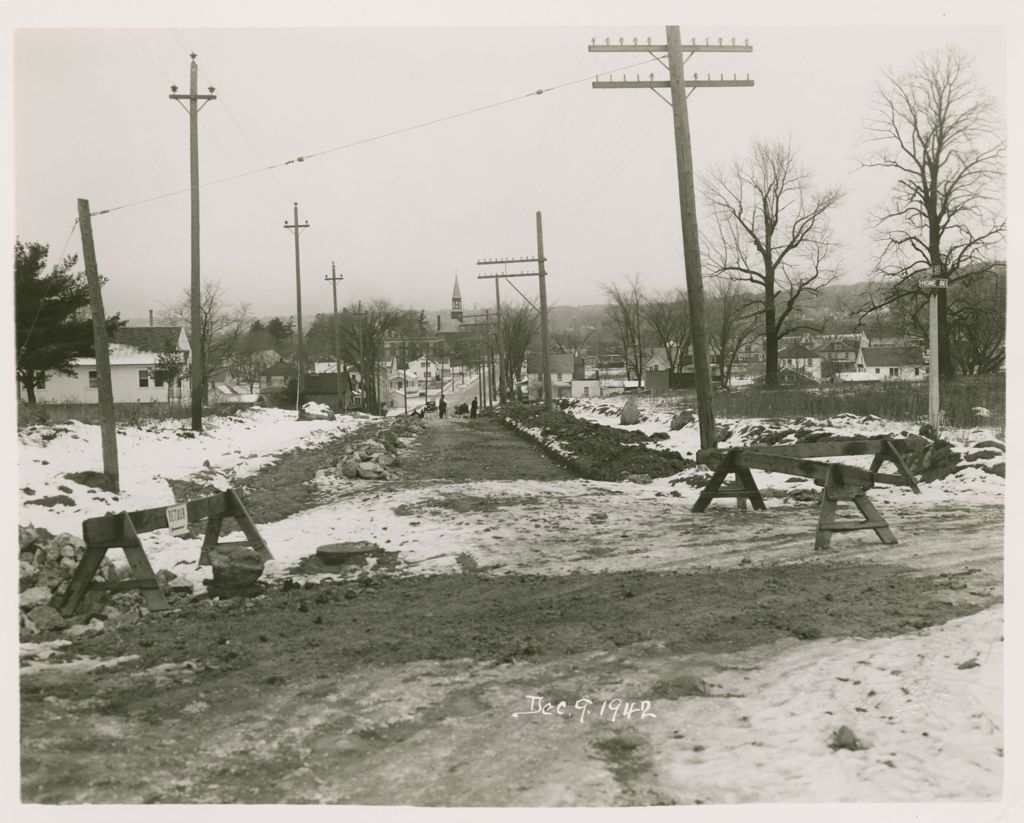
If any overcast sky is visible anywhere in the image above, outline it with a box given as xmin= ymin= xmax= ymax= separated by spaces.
xmin=11 ymin=14 xmax=1009 ymax=325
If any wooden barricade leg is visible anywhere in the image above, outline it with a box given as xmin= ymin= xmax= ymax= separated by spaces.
xmin=198 ymin=515 xmax=224 ymax=567
xmin=59 ymin=546 xmax=109 ymax=617
xmin=852 ymin=493 xmax=898 ymax=545
xmin=885 ymin=440 xmax=921 ymax=493
xmin=228 ymin=489 xmax=273 ymax=562
xmin=692 ymin=452 xmax=736 ymax=513
xmin=735 ymin=467 xmax=767 ymax=511
xmin=120 ymin=515 xmax=171 ymax=611
xmin=815 ymin=465 xmax=897 ymax=550
xmin=694 ymin=451 xmax=766 ymax=513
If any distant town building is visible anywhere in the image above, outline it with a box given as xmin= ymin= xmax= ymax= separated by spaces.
xmin=855 ymin=346 xmax=927 ymax=381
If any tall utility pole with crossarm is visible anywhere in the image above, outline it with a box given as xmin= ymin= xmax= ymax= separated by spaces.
xmin=284 ymin=203 xmax=310 ymax=418
xmin=589 ymin=29 xmax=753 ymax=449
xmin=169 ymin=53 xmax=216 ymax=432
xmin=324 ymin=261 xmax=345 ymax=411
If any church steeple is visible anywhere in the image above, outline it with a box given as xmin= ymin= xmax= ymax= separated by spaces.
xmin=450 ymin=275 xmax=463 ymax=321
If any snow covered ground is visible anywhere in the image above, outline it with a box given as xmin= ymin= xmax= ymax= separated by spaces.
xmin=14 ymin=400 xmax=1009 ymax=806
xmin=17 ymin=408 xmax=373 ymax=537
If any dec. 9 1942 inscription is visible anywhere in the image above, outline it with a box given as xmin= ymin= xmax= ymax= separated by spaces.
xmin=512 ymin=695 xmax=656 ymax=722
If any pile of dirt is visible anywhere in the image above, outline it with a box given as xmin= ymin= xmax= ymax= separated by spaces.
xmin=503 ymin=404 xmax=693 ymax=482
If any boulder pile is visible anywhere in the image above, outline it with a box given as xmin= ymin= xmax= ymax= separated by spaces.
xmin=317 ymin=416 xmax=423 ymax=483
xmin=18 ymin=524 xmax=161 ymax=639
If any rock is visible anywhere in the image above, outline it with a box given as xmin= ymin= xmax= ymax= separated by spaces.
xmin=20 ymin=586 xmax=53 ymax=610
xmin=379 ymin=430 xmax=401 ymax=449
xmin=59 ymin=544 xmax=77 ymax=559
xmin=829 ymin=725 xmax=864 ymax=751
xmin=974 ymin=440 xmax=1005 ymax=452
xmin=649 ymin=432 xmax=670 ymax=441
xmin=714 ymin=425 xmax=733 ymax=443
xmin=65 ymin=619 xmax=105 ymax=637
xmin=19 ymin=561 xmax=37 ymax=590
xmin=361 ymin=441 xmax=387 ymax=455
xmin=208 ymin=545 xmax=265 ymax=595
xmin=60 ymin=557 xmax=78 ymax=570
xmin=377 ymin=452 xmax=399 ymax=468
xmin=620 ymin=398 xmax=641 ymax=425
xmin=623 ymin=473 xmax=653 ymax=484
xmin=339 ymin=460 xmax=361 ymax=479
xmin=301 ymin=401 xmax=336 ymax=420
xmin=356 ymin=461 xmax=388 ymax=480
xmin=19 ymin=526 xmax=40 ymax=551
xmin=670 ymin=411 xmax=695 ymax=430
xmin=27 ymin=605 xmax=66 ymax=631
xmin=155 ymin=569 xmax=178 ymax=593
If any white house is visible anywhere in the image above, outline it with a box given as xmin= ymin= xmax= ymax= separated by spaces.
xmin=526 ymin=353 xmax=582 ymax=399
xmin=778 ymin=342 xmax=824 ymax=382
xmin=570 ymin=378 xmax=602 ymax=399
xmin=24 ymin=326 xmax=191 ymax=404
xmin=855 ymin=346 xmax=927 ymax=381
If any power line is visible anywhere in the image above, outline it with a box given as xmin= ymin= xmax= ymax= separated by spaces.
xmin=90 ymin=54 xmax=661 ymax=218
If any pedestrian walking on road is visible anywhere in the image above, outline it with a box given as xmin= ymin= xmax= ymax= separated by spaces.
xmin=439 ymin=398 xmax=447 ymax=419
xmin=470 ymin=397 xmax=478 ymax=418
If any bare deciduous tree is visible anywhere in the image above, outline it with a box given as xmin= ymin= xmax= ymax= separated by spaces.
xmin=860 ymin=46 xmax=1005 ymax=378
xmin=160 ymin=280 xmax=250 ymax=404
xmin=603 ymin=276 xmax=648 ymax=383
xmin=707 ymin=278 xmax=760 ymax=390
xmin=642 ymin=288 xmax=690 ymax=373
xmin=498 ymin=304 xmax=539 ymax=399
xmin=702 ymin=139 xmax=843 ymax=387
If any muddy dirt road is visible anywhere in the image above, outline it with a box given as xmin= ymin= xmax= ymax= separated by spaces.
xmin=20 ymin=415 xmax=1004 ymax=805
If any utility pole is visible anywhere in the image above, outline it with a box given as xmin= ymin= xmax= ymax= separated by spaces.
xmin=77 ymin=199 xmax=119 ymax=492
xmin=353 ymin=300 xmax=366 ymax=412
xmin=476 ymin=211 xmax=553 ymax=410
xmin=922 ymin=267 xmax=948 ymax=432
xmin=283 ymin=203 xmax=309 ymax=418
xmin=169 ymin=53 xmax=216 ymax=432
xmin=494 ymin=274 xmax=505 ymax=402
xmin=325 ymin=261 xmax=344 ymax=412
xmin=536 ymin=212 xmax=552 ymax=411
xmin=589 ymin=29 xmax=753 ymax=448
xmin=402 ymin=339 xmax=408 ymax=414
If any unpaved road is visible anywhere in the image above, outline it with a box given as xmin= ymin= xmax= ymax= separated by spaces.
xmin=20 ymin=415 xmax=1004 ymax=805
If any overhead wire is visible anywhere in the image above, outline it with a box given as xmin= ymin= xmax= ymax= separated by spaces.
xmin=89 ymin=51 xmax=662 ymax=219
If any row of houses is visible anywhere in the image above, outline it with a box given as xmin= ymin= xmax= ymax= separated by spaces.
xmin=21 ymin=320 xmax=929 ymax=407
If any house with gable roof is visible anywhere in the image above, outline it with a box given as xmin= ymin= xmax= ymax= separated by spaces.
xmin=22 ymin=325 xmax=191 ymax=404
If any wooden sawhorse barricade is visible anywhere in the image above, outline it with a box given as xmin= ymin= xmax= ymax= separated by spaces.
xmin=59 ymin=488 xmax=271 ymax=617
xmin=694 ymin=439 xmax=921 ymax=550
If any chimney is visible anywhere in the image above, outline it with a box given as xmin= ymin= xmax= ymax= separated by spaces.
xmin=149 ymin=309 xmax=154 ymax=327
xmin=437 ymin=314 xmax=441 ymax=332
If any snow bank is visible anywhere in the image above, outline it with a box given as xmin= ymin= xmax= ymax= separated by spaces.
xmin=17 ymin=408 xmax=373 ymax=536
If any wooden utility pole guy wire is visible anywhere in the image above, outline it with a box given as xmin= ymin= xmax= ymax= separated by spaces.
xmin=325 ymin=261 xmax=344 ymax=411
xmin=77 ymin=199 xmax=119 ymax=492
xmin=284 ymin=203 xmax=310 ymax=418
xmin=590 ymin=28 xmax=753 ymax=448
xmin=169 ymin=53 xmax=216 ymax=432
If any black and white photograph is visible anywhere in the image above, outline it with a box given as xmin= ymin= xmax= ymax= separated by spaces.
xmin=5 ymin=1 xmax=1019 ymax=819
